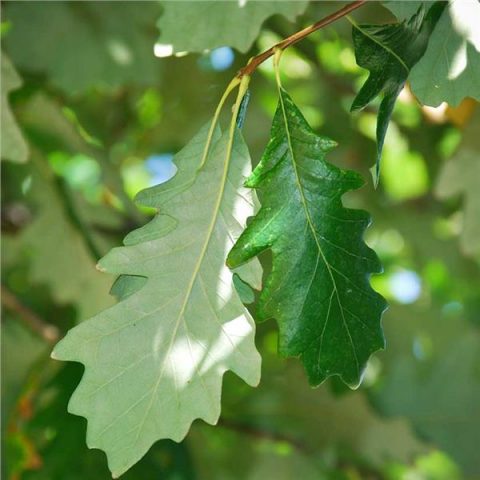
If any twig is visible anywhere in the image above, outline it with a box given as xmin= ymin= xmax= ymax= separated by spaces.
xmin=218 ymin=418 xmax=308 ymax=453
xmin=237 ymin=0 xmax=366 ymax=78
xmin=1 ymin=285 xmax=60 ymax=344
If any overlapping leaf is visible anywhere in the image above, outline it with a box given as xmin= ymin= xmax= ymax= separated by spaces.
xmin=350 ymin=2 xmax=445 ymax=183
xmin=228 ymin=88 xmax=386 ymax=388
xmin=386 ymin=0 xmax=480 ymax=107
xmin=1 ymin=54 xmax=28 ymax=163
xmin=157 ymin=0 xmax=308 ymax=54
xmin=52 ymin=122 xmax=262 ymax=477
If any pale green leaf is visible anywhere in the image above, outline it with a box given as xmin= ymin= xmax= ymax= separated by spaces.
xmin=156 ymin=0 xmax=308 ymax=54
xmin=52 ymin=123 xmax=262 ymax=477
xmin=1 ymin=54 xmax=28 ymax=163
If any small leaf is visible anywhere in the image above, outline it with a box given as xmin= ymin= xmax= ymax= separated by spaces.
xmin=228 ymin=88 xmax=386 ymax=388
xmin=52 ymin=122 xmax=262 ymax=477
xmin=350 ymin=2 xmax=445 ymax=184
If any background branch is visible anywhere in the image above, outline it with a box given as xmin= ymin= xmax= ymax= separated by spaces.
xmin=1 ymin=285 xmax=60 ymax=344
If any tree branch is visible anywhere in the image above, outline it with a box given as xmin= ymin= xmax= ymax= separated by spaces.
xmin=1 ymin=285 xmax=60 ymax=344
xmin=237 ymin=0 xmax=366 ymax=78
xmin=217 ymin=418 xmax=308 ymax=453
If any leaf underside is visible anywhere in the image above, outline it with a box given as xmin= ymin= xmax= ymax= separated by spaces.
xmin=351 ymin=2 xmax=445 ymax=184
xmin=228 ymin=88 xmax=387 ymax=388
xmin=52 ymin=123 xmax=262 ymax=477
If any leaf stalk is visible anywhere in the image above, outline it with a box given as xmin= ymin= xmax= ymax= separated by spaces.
xmin=237 ymin=0 xmax=366 ymax=78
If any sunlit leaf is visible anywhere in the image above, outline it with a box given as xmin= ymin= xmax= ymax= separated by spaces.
xmin=385 ymin=0 xmax=480 ymax=106
xmin=52 ymin=122 xmax=262 ymax=476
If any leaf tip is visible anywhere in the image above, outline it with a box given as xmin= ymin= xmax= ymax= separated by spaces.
xmin=96 ymin=262 xmax=107 ymax=273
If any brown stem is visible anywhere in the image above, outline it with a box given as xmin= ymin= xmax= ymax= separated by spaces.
xmin=218 ymin=418 xmax=308 ymax=453
xmin=1 ymin=285 xmax=60 ymax=344
xmin=238 ymin=0 xmax=366 ymax=78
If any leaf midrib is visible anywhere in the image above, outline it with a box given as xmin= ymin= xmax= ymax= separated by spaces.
xmin=132 ymin=136 xmax=232 ymax=446
xmin=277 ymin=90 xmax=360 ymax=377
xmin=349 ymin=16 xmax=410 ymax=74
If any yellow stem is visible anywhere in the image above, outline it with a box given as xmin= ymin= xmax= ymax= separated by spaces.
xmin=199 ymin=76 xmax=241 ymax=169
xmin=225 ymin=75 xmax=251 ymax=166
xmin=273 ymin=48 xmax=284 ymax=90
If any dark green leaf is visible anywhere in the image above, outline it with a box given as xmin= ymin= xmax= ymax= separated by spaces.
xmin=350 ymin=2 xmax=445 ymax=184
xmin=227 ymin=88 xmax=386 ymax=388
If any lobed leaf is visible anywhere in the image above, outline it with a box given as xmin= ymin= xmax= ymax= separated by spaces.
xmin=228 ymin=88 xmax=387 ymax=388
xmin=52 ymin=122 xmax=262 ymax=477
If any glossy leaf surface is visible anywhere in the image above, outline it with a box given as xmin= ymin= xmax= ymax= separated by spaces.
xmin=228 ymin=88 xmax=386 ymax=388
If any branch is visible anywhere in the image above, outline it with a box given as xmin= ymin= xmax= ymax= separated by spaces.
xmin=237 ymin=0 xmax=366 ymax=78
xmin=1 ymin=285 xmax=60 ymax=344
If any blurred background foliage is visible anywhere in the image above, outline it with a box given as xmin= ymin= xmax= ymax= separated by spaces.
xmin=1 ymin=2 xmax=479 ymax=479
